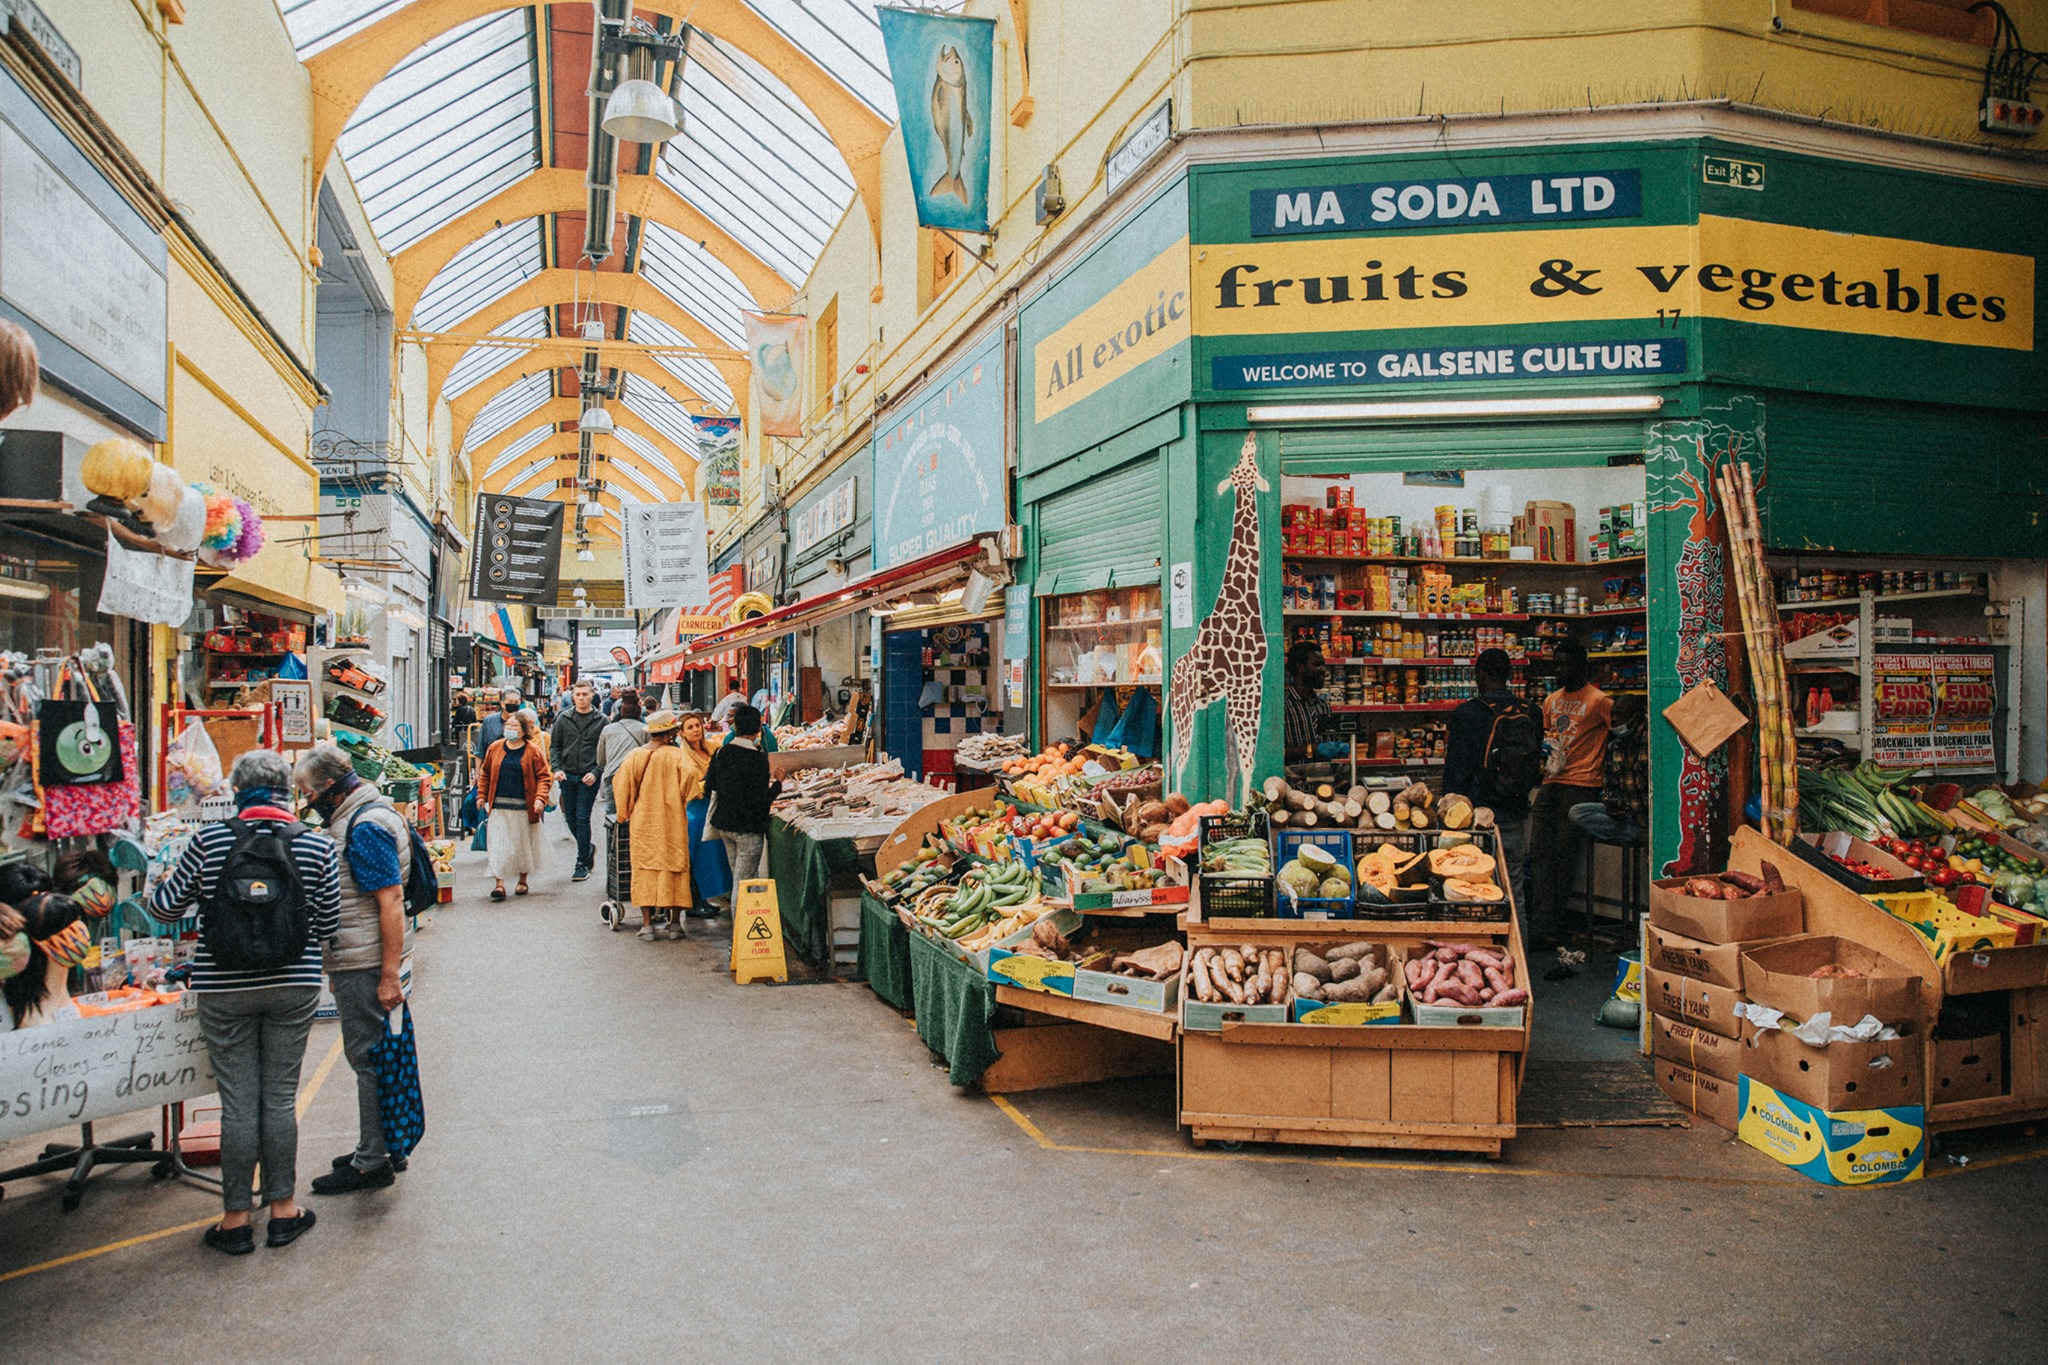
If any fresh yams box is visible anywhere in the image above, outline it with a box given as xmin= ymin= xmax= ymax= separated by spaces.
xmin=1737 ymin=1076 xmax=1925 ymax=1186
xmin=1645 ymin=966 xmax=1746 ymax=1039
xmin=1740 ymin=1027 xmax=1924 ymax=1112
xmin=1072 ymin=961 xmax=1181 ymax=1015
xmin=1646 ymin=923 xmax=1795 ymax=991
xmin=1655 ymin=1059 xmax=1741 ymax=1132
xmin=1649 ymin=879 xmax=1803 ymax=945
xmin=1738 ymin=936 xmax=1922 ymax=1029
xmin=1651 ymin=1014 xmax=1745 ymax=1084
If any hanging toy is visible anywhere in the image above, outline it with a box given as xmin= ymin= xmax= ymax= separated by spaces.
xmin=80 ymin=438 xmax=154 ymax=501
xmin=137 ymin=460 xmax=185 ymax=525
xmin=196 ymin=483 xmax=247 ymax=568
xmin=157 ymin=484 xmax=208 ymax=554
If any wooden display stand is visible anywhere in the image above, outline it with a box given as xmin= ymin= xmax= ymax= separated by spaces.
xmin=983 ymin=993 xmax=1174 ymax=1094
xmin=1729 ymin=826 xmax=2048 ymax=1137
xmin=1176 ymin=911 xmax=1530 ymax=1157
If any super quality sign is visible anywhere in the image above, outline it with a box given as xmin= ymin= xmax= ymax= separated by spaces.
xmin=1194 ymin=217 xmax=2034 ymax=351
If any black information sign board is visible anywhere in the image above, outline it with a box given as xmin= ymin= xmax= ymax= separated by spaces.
xmin=468 ymin=494 xmax=564 ymax=604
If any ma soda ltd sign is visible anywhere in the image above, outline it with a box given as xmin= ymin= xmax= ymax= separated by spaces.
xmin=1195 ymin=216 xmax=2033 ymax=352
xmin=1254 ymin=170 xmax=1642 ymax=235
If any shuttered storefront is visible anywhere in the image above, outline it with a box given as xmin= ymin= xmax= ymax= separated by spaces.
xmin=1033 ymin=453 xmax=1163 ymax=594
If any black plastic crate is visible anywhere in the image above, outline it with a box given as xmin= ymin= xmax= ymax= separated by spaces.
xmin=1198 ymin=873 xmax=1274 ymax=919
xmin=1437 ymin=897 xmax=1512 ymax=924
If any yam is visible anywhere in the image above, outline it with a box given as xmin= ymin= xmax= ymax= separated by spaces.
xmin=1360 ymin=965 xmax=1387 ymax=996
xmin=1409 ymin=807 xmax=1430 ymax=829
xmin=1294 ymin=948 xmax=1334 ymax=981
xmin=1325 ymin=941 xmax=1374 ymax=962
xmin=1347 ymin=785 xmax=1369 ymax=806
xmin=1440 ymin=795 xmax=1473 ymax=830
xmin=1190 ymin=952 xmax=1218 ymax=1003
xmin=1375 ymin=811 xmax=1398 ymax=830
xmin=1367 ymin=790 xmax=1392 ymax=816
xmin=1329 ymin=957 xmax=1361 ymax=982
xmin=1286 ymin=790 xmax=1315 ymax=811
xmin=1392 ymin=798 xmax=1411 ymax=823
xmin=1371 ymin=980 xmax=1401 ymax=1005
xmin=1218 ymin=972 xmax=1247 ymax=1004
xmin=1221 ymin=948 xmax=1246 ymax=982
xmin=1269 ymin=808 xmax=1291 ymax=826
xmin=1316 ymin=783 xmax=1335 ymax=801
xmin=1400 ymin=781 xmax=1434 ymax=808
xmin=1261 ymin=777 xmax=1289 ymax=804
xmin=1473 ymin=806 xmax=1496 ymax=830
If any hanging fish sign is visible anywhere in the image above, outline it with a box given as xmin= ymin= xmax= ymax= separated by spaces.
xmin=879 ymin=7 xmax=996 ymax=234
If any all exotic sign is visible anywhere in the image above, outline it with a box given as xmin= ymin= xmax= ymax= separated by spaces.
xmin=1032 ymin=237 xmax=1190 ymax=420
xmin=1194 ymin=217 xmax=2034 ymax=351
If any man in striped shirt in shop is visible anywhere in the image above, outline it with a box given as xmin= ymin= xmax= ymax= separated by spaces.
xmin=150 ymin=749 xmax=343 ymax=1255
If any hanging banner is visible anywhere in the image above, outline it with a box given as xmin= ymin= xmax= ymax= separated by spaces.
xmin=621 ymin=501 xmax=710 ymax=609
xmin=744 ymin=313 xmax=806 ymax=438
xmin=97 ymin=530 xmax=193 ymax=627
xmin=469 ymin=494 xmax=563 ymax=605
xmin=693 ymin=415 xmax=743 ymax=505
xmin=872 ymin=330 xmax=1006 ymax=571
xmin=878 ymin=7 xmax=995 ymax=234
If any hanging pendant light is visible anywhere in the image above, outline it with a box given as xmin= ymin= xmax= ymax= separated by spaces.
xmin=579 ymin=405 xmax=614 ymax=435
xmin=602 ymin=43 xmax=682 ymax=145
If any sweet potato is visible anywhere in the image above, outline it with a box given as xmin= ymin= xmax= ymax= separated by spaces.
xmin=1722 ymin=869 xmax=1765 ymax=894
xmin=1329 ymin=957 xmax=1361 ymax=982
xmin=1490 ymin=988 xmax=1529 ymax=1006
xmin=1684 ymin=876 xmax=1726 ymax=900
xmin=1294 ymin=949 xmax=1334 ymax=981
xmin=1371 ymin=980 xmax=1401 ymax=1004
xmin=1190 ymin=951 xmax=1218 ymax=1003
xmin=1221 ymin=948 xmax=1246 ymax=982
xmin=1760 ymin=860 xmax=1787 ymax=895
xmin=1293 ymin=971 xmax=1324 ymax=1001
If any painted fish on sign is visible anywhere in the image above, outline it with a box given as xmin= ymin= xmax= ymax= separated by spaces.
xmin=1253 ymin=170 xmax=1643 ymax=235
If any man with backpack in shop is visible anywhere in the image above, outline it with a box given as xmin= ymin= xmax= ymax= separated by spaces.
xmin=1444 ymin=648 xmax=1542 ymax=930
xmin=294 ymin=743 xmax=437 ymax=1195
xmin=149 ymin=749 xmax=342 ymax=1255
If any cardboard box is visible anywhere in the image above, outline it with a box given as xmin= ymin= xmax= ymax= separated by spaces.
xmin=1649 ymin=880 xmax=1804 ymax=945
xmin=1646 ymin=923 xmax=1789 ymax=990
xmin=1739 ymin=936 xmax=1922 ymax=1028
xmin=1072 ymin=965 xmax=1181 ymax=1015
xmin=1523 ymin=499 xmax=1576 ymax=561
xmin=1741 ymin=1027 xmax=1924 ymax=1111
xmin=1181 ymin=999 xmax=1289 ymax=1032
xmin=1645 ymin=966 xmax=1747 ymax=1039
xmin=1789 ymin=832 xmax=1925 ymax=895
xmin=983 ymin=909 xmax=1088 ymax=989
xmin=1409 ymin=1000 xmax=1526 ymax=1028
xmin=1651 ymin=1013 xmax=1746 ymax=1083
xmin=1931 ymin=1033 xmax=2004 ymax=1104
xmin=1655 ymin=1059 xmax=1741 ymax=1131
xmin=1736 ymin=1076 xmax=1925 ymax=1186
xmin=1292 ymin=999 xmax=1403 ymax=1025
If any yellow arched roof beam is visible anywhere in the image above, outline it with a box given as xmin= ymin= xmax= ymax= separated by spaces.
xmin=394 ymin=168 xmax=796 ymax=326
xmin=451 ymin=352 xmax=722 ymax=455
xmin=307 ymin=0 xmax=887 ymax=247
xmin=505 ymin=462 xmax=665 ymax=510
xmin=526 ymin=485 xmax=630 ymax=523
xmin=481 ymin=442 xmax=690 ymax=502
xmin=423 ymin=269 xmax=748 ymax=415
xmin=466 ymin=397 xmax=700 ymax=483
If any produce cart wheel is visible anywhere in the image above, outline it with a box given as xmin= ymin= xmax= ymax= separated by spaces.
xmin=1217 ymin=1140 xmax=1245 ymax=1152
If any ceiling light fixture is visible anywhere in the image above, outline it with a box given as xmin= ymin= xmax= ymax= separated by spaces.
xmin=580 ymin=319 xmax=605 ymax=341
xmin=579 ymin=405 xmax=615 ymax=434
xmin=1245 ymin=395 xmax=1667 ymax=422
xmin=576 ymin=547 xmax=596 ymax=562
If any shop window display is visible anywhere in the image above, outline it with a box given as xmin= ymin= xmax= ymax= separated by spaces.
xmin=1040 ymin=585 xmax=1163 ymax=756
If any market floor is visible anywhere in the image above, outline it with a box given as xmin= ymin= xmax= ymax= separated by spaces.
xmin=3 ymin=832 xmax=2045 ymax=1364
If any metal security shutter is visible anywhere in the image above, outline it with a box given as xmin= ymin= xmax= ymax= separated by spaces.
xmin=1763 ymin=393 xmax=2047 ymax=559
xmin=1034 ymin=453 xmax=1162 ymax=594
xmin=1277 ymin=419 xmax=1648 ymax=475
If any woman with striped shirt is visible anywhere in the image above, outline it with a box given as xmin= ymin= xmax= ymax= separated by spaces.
xmin=150 ymin=749 xmax=343 ymax=1255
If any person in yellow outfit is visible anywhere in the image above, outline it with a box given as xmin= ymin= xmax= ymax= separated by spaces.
xmin=611 ymin=710 xmax=699 ymax=941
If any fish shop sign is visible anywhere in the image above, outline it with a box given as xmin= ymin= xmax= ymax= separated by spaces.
xmin=1254 ymin=170 xmax=1642 ymax=236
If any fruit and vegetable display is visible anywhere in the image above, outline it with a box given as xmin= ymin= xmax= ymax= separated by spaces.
xmin=1672 ymin=863 xmax=1788 ymax=899
xmin=1041 ymin=834 xmax=1172 ymax=892
xmin=1199 ymin=837 xmax=1272 ymax=876
xmin=1186 ymin=944 xmax=1295 ymax=1007
xmin=1108 ymin=940 xmax=1185 ymax=981
xmin=1292 ymin=942 xmax=1402 ymax=1006
xmin=1404 ymin=940 xmax=1527 ymax=1008
xmin=1276 ymin=844 xmax=1351 ymax=906
xmin=1799 ymin=762 xmax=1952 ymax=840
xmin=913 ymin=860 xmax=1045 ymax=947
xmin=877 ymin=846 xmax=955 ymax=901
xmin=1259 ymin=777 xmax=1492 ymax=833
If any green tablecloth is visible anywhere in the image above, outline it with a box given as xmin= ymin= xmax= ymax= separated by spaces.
xmin=907 ymin=930 xmax=1001 ymax=1087
xmin=766 ymin=819 xmax=859 ymax=967
xmin=858 ymin=891 xmax=912 ymax=1010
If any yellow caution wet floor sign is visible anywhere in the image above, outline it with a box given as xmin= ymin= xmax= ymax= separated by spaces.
xmin=731 ymin=878 xmax=788 ymax=984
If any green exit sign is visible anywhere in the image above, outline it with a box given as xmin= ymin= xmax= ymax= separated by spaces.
xmin=1703 ymin=154 xmax=1765 ymax=191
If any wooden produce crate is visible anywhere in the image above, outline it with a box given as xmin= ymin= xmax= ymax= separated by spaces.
xmin=1175 ymin=917 xmax=1530 ymax=1157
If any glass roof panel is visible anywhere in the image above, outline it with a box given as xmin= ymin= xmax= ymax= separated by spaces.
xmin=277 ymin=0 xmax=410 ymax=57
xmin=623 ymin=313 xmax=734 ymax=411
xmin=445 ymin=309 xmax=551 ymax=403
xmin=635 ymin=224 xmax=753 ymax=346
xmin=464 ymin=370 xmax=555 ymax=452
xmin=741 ymin=0 xmax=896 ymax=117
xmin=658 ymin=32 xmax=852 ymax=282
xmin=612 ymin=423 xmax=688 ymax=484
xmin=483 ymin=425 xmax=555 ymax=482
xmin=621 ymin=372 xmax=714 ymax=461
xmin=334 ymin=12 xmax=539 ymax=252
xmin=413 ymin=219 xmax=545 ymax=331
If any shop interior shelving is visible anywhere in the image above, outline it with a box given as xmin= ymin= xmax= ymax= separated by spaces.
xmin=1769 ymin=554 xmax=2012 ymax=778
xmin=1039 ymin=585 xmax=1164 ymax=748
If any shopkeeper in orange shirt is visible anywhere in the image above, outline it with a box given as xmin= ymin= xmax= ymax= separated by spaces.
xmin=1527 ymin=637 xmax=1613 ymax=968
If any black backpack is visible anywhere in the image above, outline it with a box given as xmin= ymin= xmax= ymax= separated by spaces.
xmin=203 ymin=818 xmax=311 ymax=971
xmin=1480 ymin=698 xmax=1546 ymax=806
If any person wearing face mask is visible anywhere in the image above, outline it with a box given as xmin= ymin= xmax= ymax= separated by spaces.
xmin=473 ymin=687 xmax=521 ymax=768
xmin=293 ymin=744 xmax=413 ymax=1195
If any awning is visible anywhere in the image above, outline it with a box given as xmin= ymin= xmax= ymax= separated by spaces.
xmin=680 ymin=538 xmax=991 ymax=660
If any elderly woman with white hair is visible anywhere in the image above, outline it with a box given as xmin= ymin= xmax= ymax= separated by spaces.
xmin=149 ymin=748 xmax=343 ymax=1255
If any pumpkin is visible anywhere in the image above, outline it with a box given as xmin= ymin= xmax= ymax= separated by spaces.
xmin=1428 ymin=845 xmax=1496 ymax=880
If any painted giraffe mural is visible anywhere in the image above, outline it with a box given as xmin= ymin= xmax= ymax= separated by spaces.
xmin=1170 ymin=431 xmax=1269 ymax=808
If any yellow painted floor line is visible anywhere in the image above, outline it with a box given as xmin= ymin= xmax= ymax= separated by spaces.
xmin=0 ymin=1033 xmax=347 ymax=1286
xmin=986 ymin=1094 xmax=2048 ymax=1187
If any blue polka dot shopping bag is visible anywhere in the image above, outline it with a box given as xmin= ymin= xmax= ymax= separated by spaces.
xmin=371 ymin=1004 xmax=426 ymax=1160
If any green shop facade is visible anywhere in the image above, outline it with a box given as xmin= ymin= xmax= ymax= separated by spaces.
xmin=1013 ymin=122 xmax=2047 ymax=877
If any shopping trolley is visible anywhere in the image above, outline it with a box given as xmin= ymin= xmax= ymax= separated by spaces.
xmin=597 ymin=809 xmax=634 ymax=931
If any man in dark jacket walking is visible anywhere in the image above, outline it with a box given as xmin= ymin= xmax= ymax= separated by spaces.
xmin=550 ymin=680 xmax=609 ymax=881
xmin=701 ymin=704 xmax=781 ymax=882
